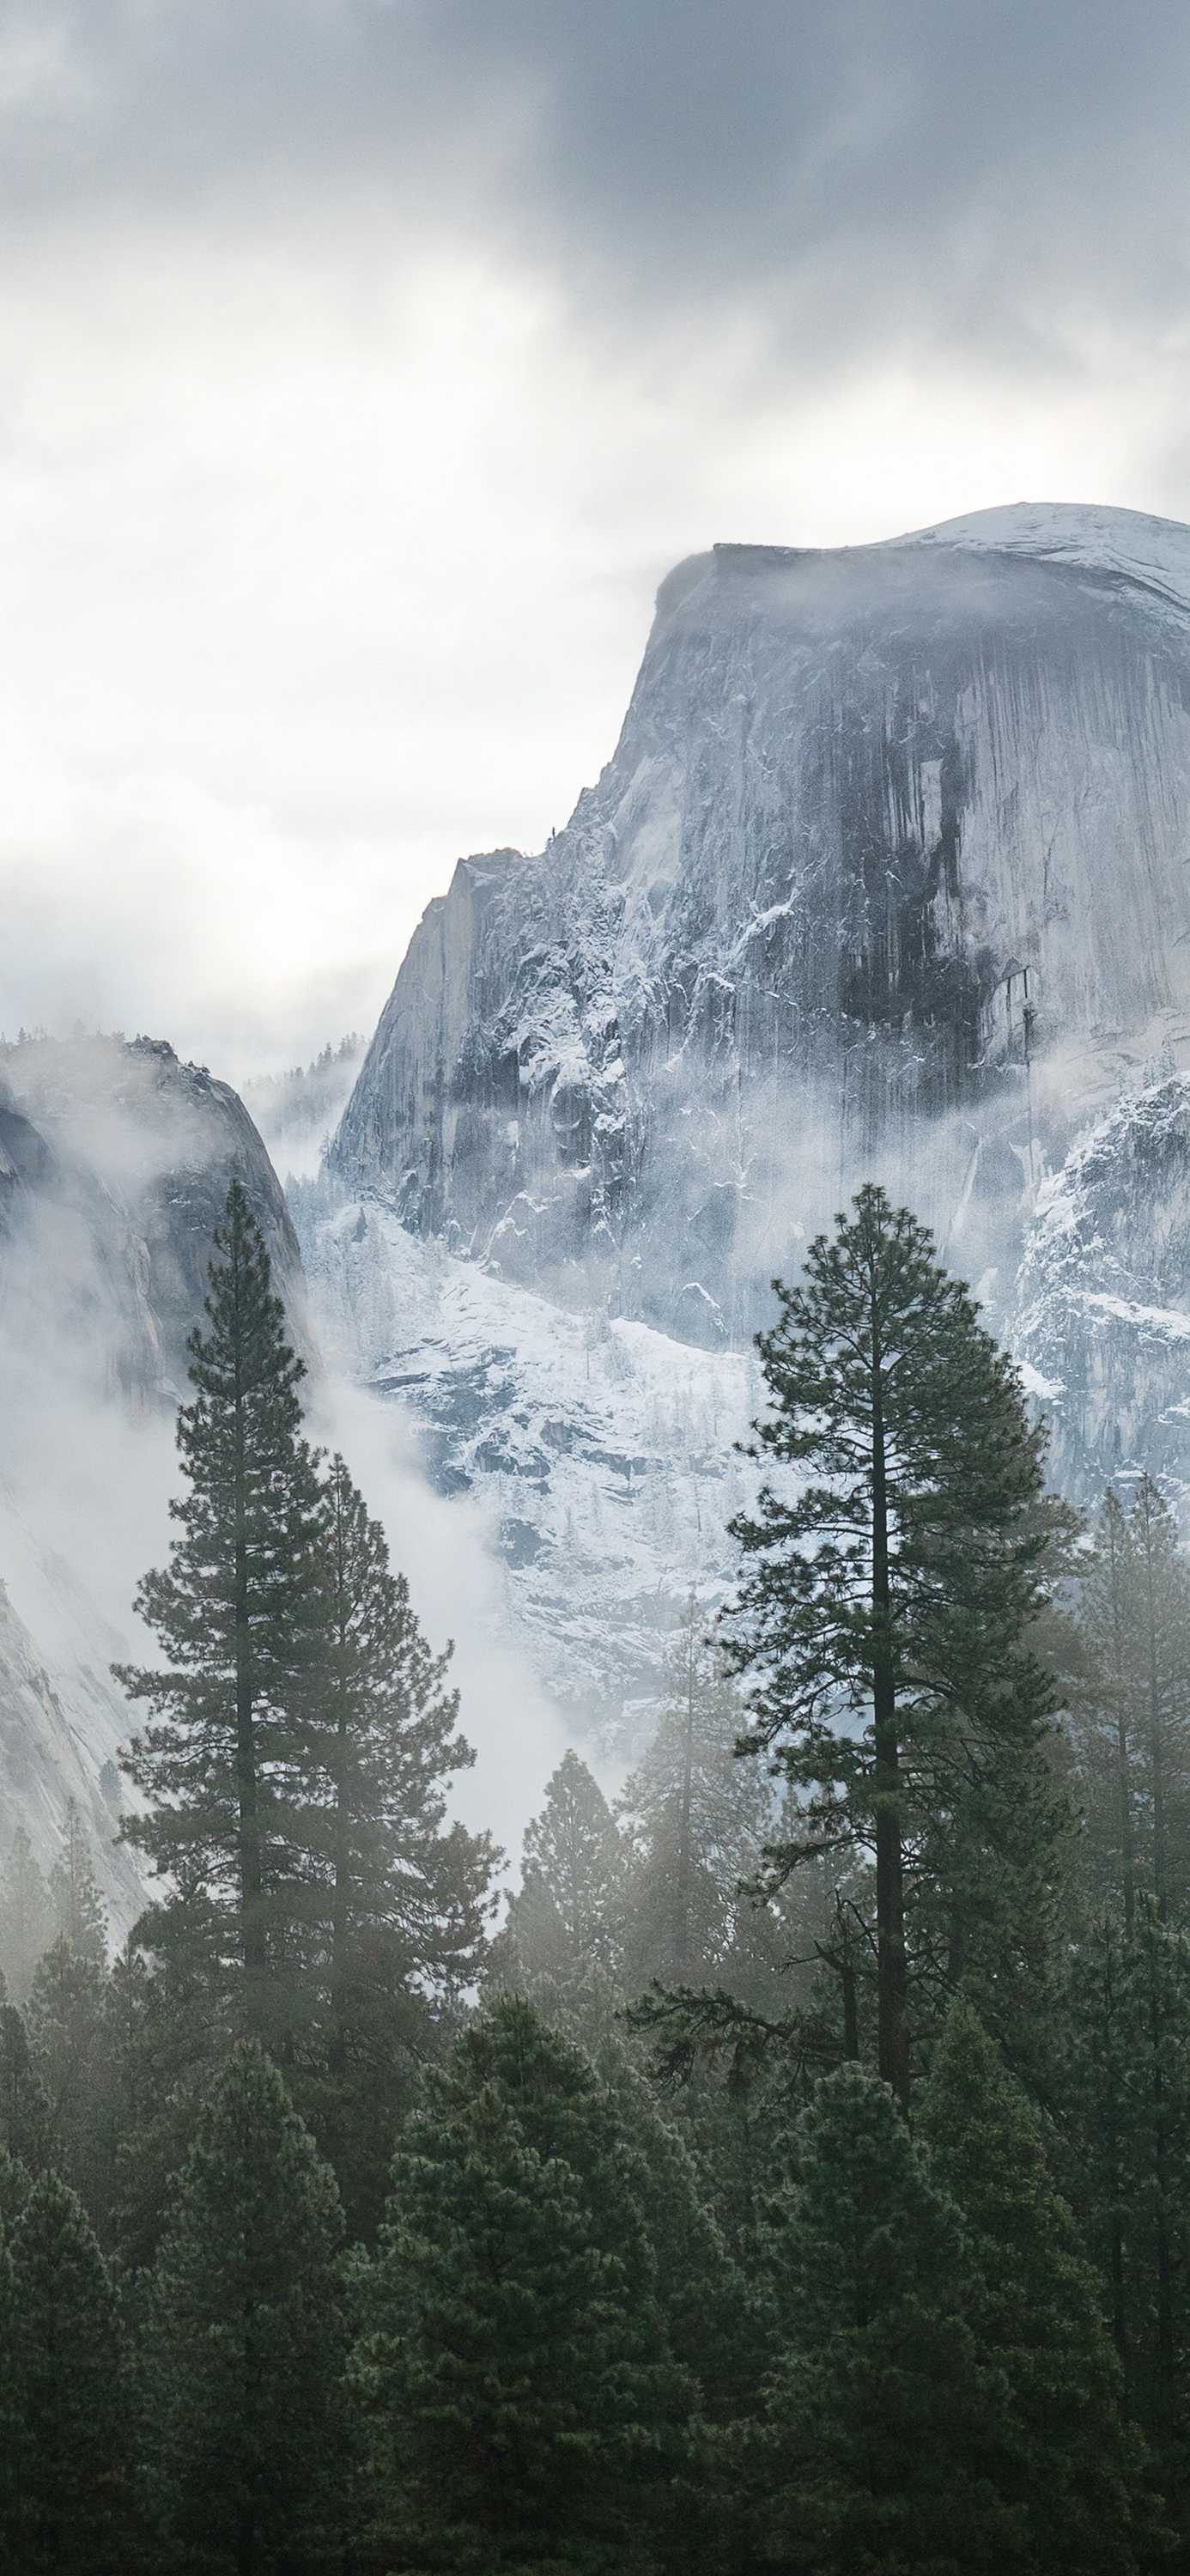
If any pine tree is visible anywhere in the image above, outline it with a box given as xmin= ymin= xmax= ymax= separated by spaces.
xmin=920 ymin=1996 xmax=1144 ymax=2575
xmin=1067 ymin=1489 xmax=1140 ymax=1929
xmin=143 ymin=2040 xmax=349 ymax=2575
xmin=26 ymin=1935 xmax=110 ymax=2214
xmin=0 ymin=1826 xmax=55 ymax=2003
xmin=724 ymin=1183 xmax=1073 ymax=2105
xmin=7 ymin=2167 xmax=130 ymax=2571
xmin=1069 ymin=1479 xmax=1190 ymax=1926
xmin=502 ymin=1749 xmax=626 ymax=1984
xmin=102 ymin=1911 xmax=228 ymax=2270
xmin=356 ymin=1996 xmax=688 ymax=2574
xmin=0 ymin=2002 xmax=52 ymax=2172
xmin=48 ymin=1797 xmax=107 ymax=1962
xmin=616 ymin=1596 xmax=772 ymax=1990
xmin=289 ymin=1453 xmax=495 ymax=2234
xmin=763 ymin=2061 xmax=1022 ymax=2574
xmin=1066 ymin=1907 xmax=1190 ymax=2472
xmin=299 ymin=1454 xmax=494 ymax=2020
xmin=116 ymin=1180 xmax=325 ymax=2029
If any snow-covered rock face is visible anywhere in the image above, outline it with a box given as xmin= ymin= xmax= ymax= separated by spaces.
xmin=331 ymin=504 xmax=1190 ymax=1345
xmin=1011 ymin=1070 xmax=1190 ymax=1510
xmin=300 ymin=1196 xmax=758 ymax=1748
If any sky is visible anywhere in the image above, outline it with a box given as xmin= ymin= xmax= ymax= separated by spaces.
xmin=4 ymin=1 xmax=1190 ymax=1082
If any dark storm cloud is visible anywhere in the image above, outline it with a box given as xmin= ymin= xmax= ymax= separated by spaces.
xmin=9 ymin=2 xmax=1190 ymax=358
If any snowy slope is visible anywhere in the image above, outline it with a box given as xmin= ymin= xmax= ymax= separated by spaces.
xmin=1011 ymin=1067 xmax=1190 ymax=1509
xmin=897 ymin=502 xmax=1190 ymax=623
xmin=299 ymin=1195 xmax=760 ymax=1751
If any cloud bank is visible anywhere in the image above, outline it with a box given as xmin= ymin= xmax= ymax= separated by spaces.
xmin=0 ymin=2 xmax=1188 ymax=1073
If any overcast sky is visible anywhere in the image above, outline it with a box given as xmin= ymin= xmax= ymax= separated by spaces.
xmin=4 ymin=0 xmax=1190 ymax=1078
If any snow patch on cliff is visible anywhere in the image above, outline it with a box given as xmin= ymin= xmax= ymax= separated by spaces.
xmin=1011 ymin=1072 xmax=1190 ymax=1504
xmin=298 ymin=1198 xmax=761 ymax=1752
xmin=898 ymin=501 xmax=1190 ymax=623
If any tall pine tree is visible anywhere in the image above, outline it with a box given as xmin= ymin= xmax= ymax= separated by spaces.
xmin=297 ymin=1451 xmax=495 ymax=2026
xmin=117 ymin=1180 xmax=325 ymax=2030
xmin=724 ymin=1183 xmax=1073 ymax=2104
xmin=291 ymin=1452 xmax=495 ymax=2233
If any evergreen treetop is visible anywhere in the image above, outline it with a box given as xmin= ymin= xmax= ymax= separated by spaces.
xmin=48 ymin=1799 xmax=106 ymax=1965
xmin=764 ymin=2059 xmax=1023 ymax=2575
xmin=143 ymin=2039 xmax=349 ymax=2574
xmin=116 ymin=1179 xmax=325 ymax=2006
xmin=507 ymin=1750 xmax=626 ymax=1979
xmin=7 ymin=2167 xmax=129 ymax=2573
xmin=295 ymin=1449 xmax=495 ymax=2013
xmin=920 ymin=1995 xmax=1148 ymax=2575
xmin=725 ymin=1182 xmax=1075 ymax=2100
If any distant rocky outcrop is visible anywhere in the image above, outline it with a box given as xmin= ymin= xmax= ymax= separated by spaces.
xmin=330 ymin=503 xmax=1190 ymax=1347
xmin=0 ymin=1030 xmax=309 ymax=1927
xmin=0 ymin=1030 xmax=308 ymax=1401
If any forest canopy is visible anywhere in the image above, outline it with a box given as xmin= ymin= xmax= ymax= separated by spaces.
xmin=1 ymin=1182 xmax=1187 ymax=2575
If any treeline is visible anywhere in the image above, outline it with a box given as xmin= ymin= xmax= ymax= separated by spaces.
xmin=3 ymin=1182 xmax=1190 ymax=2571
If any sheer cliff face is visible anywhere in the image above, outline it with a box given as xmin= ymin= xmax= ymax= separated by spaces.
xmin=331 ymin=507 xmax=1190 ymax=1341
xmin=0 ymin=1031 xmax=308 ymax=1401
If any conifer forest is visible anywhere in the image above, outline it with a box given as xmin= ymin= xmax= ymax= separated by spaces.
xmin=10 ymin=1175 xmax=1190 ymax=2576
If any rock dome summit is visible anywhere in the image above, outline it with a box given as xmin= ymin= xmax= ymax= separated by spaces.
xmin=330 ymin=503 xmax=1190 ymax=1346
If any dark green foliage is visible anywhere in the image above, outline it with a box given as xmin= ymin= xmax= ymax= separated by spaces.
xmin=117 ymin=1180 xmax=325 ymax=2022
xmin=920 ymin=1996 xmax=1144 ymax=2575
xmin=355 ymin=1996 xmax=690 ymax=2574
xmin=503 ymin=1748 xmax=626 ymax=1980
xmin=763 ymin=2062 xmax=1022 ymax=2575
xmin=1065 ymin=1907 xmax=1190 ymax=2506
xmin=26 ymin=1934 xmax=110 ymax=2210
xmin=114 ymin=1194 xmax=495 ymax=2239
xmin=143 ymin=2040 xmax=349 ymax=2574
xmin=6 ymin=2167 xmax=129 ymax=2572
xmin=292 ymin=1453 xmax=495 ymax=2234
xmin=301 ymin=1452 xmax=493 ymax=2007
xmin=724 ymin=1183 xmax=1074 ymax=2099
